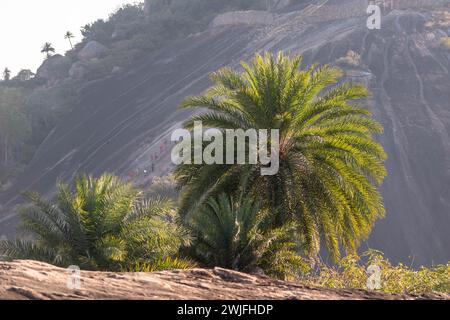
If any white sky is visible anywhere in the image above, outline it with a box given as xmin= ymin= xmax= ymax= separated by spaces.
xmin=0 ymin=0 xmax=141 ymax=75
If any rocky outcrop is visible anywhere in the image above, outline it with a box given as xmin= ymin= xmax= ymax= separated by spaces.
xmin=69 ymin=61 xmax=88 ymax=79
xmin=36 ymin=55 xmax=71 ymax=83
xmin=77 ymin=41 xmax=108 ymax=61
xmin=1 ymin=260 xmax=448 ymax=300
xmin=211 ymin=11 xmax=275 ymax=28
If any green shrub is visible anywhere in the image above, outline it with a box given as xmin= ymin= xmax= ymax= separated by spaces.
xmin=125 ymin=257 xmax=196 ymax=272
xmin=185 ymin=191 xmax=310 ymax=280
xmin=302 ymin=250 xmax=450 ymax=295
xmin=146 ymin=175 xmax=179 ymax=201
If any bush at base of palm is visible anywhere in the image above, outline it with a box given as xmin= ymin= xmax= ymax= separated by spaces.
xmin=185 ymin=191 xmax=310 ymax=280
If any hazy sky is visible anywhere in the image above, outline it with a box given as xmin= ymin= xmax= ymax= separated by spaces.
xmin=0 ymin=0 xmax=140 ymax=75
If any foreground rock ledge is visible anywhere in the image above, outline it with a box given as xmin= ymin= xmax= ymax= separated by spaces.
xmin=0 ymin=260 xmax=448 ymax=300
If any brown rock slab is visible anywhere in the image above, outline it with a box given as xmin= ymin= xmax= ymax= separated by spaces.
xmin=0 ymin=260 xmax=448 ymax=300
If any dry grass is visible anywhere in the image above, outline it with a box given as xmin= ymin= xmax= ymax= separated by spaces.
xmin=425 ymin=11 xmax=450 ymax=29
xmin=440 ymin=37 xmax=450 ymax=49
xmin=336 ymin=50 xmax=362 ymax=68
xmin=438 ymin=10 xmax=450 ymax=27
xmin=300 ymin=250 xmax=450 ymax=295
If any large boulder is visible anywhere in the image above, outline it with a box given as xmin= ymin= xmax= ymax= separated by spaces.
xmin=69 ymin=61 xmax=89 ymax=79
xmin=77 ymin=41 xmax=108 ymax=61
xmin=211 ymin=11 xmax=274 ymax=28
xmin=36 ymin=55 xmax=71 ymax=82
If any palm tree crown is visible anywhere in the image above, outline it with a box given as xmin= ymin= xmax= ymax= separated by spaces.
xmin=176 ymin=52 xmax=387 ymax=261
xmin=41 ymin=42 xmax=55 ymax=58
xmin=64 ymin=31 xmax=75 ymax=49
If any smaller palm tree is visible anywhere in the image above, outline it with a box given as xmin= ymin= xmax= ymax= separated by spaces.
xmin=186 ymin=190 xmax=309 ymax=279
xmin=2 ymin=68 xmax=11 ymax=81
xmin=41 ymin=42 xmax=55 ymax=58
xmin=0 ymin=174 xmax=189 ymax=271
xmin=64 ymin=31 xmax=75 ymax=49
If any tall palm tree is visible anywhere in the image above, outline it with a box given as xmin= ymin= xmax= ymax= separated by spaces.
xmin=41 ymin=42 xmax=55 ymax=58
xmin=0 ymin=174 xmax=188 ymax=271
xmin=64 ymin=31 xmax=75 ymax=49
xmin=2 ymin=68 xmax=11 ymax=81
xmin=175 ymin=52 xmax=387 ymax=261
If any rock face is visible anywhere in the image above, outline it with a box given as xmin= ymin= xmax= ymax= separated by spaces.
xmin=211 ymin=11 xmax=274 ymax=28
xmin=36 ymin=55 xmax=71 ymax=83
xmin=1 ymin=0 xmax=450 ymax=266
xmin=272 ymin=0 xmax=291 ymax=11
xmin=77 ymin=41 xmax=108 ymax=61
xmin=1 ymin=260 xmax=447 ymax=300
xmin=69 ymin=61 xmax=88 ymax=79
xmin=111 ymin=66 xmax=125 ymax=75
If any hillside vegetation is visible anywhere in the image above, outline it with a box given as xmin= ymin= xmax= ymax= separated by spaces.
xmin=0 ymin=0 xmax=273 ymax=186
